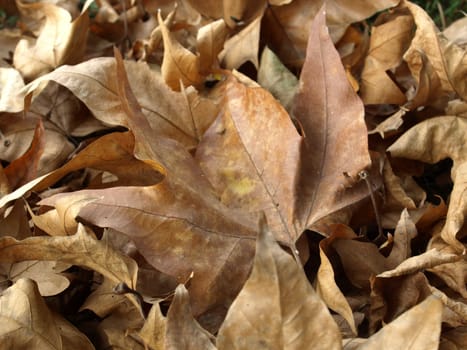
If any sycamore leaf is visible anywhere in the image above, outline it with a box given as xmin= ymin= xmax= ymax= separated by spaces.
xmin=158 ymin=11 xmax=203 ymax=91
xmin=388 ymin=116 xmax=467 ymax=252
xmin=24 ymin=57 xmax=212 ymax=149
xmin=138 ymin=303 xmax=166 ymax=350
xmin=219 ymin=13 xmax=262 ymax=69
xmin=0 ymin=278 xmax=94 ymax=350
xmin=165 ymin=285 xmax=217 ymax=350
xmin=359 ymin=296 xmax=443 ymax=350
xmin=292 ymin=7 xmax=371 ymax=231
xmin=38 ymin=51 xmax=259 ymax=321
xmin=185 ymin=0 xmax=266 ymax=28
xmin=13 ymin=0 xmax=93 ymax=81
xmin=0 ymin=224 xmax=139 ymax=311
xmin=316 ymin=246 xmax=357 ymax=335
xmin=197 ymin=19 xmax=230 ymax=74
xmin=216 ymin=216 xmax=341 ymax=349
xmin=196 ymin=75 xmax=301 ymax=243
xmin=360 ymin=11 xmax=413 ymax=105
xmin=0 ymin=260 xmax=70 ymax=296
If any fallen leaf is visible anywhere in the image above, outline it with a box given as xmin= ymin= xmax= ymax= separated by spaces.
xmin=358 ymin=295 xmax=443 ymax=350
xmin=0 ymin=224 xmax=140 ymax=311
xmin=196 ymin=75 xmax=301 ymax=243
xmin=388 ymin=116 xmax=467 ymax=252
xmin=13 ymin=0 xmax=93 ymax=81
xmin=138 ymin=303 xmax=166 ymax=350
xmin=217 ymin=216 xmax=342 ymax=349
xmin=0 ymin=278 xmax=94 ymax=349
xmin=219 ymin=13 xmax=263 ymax=69
xmin=165 ymin=285 xmax=217 ymax=350
xmin=158 ymin=10 xmax=203 ymax=91
xmin=292 ymin=6 xmax=371 ymax=230
xmin=0 ymin=260 xmax=70 ymax=296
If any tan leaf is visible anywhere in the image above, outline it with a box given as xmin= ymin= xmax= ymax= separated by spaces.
xmin=377 ymin=248 xmax=463 ymax=278
xmin=196 ymin=75 xmax=301 ymax=243
xmin=0 ymin=67 xmax=25 ymax=113
xmin=0 ymin=260 xmax=70 ymax=296
xmin=316 ymin=246 xmax=357 ymax=335
xmin=158 ymin=11 xmax=203 ymax=91
xmin=427 ymin=234 xmax=467 ymax=298
xmin=360 ymin=11 xmax=413 ymax=105
xmin=359 ymin=296 xmax=443 ymax=350
xmin=217 ymin=217 xmax=341 ymax=349
xmin=138 ymin=303 xmax=166 ymax=350
xmin=0 ymin=224 xmax=139 ymax=311
xmin=388 ymin=116 xmax=467 ymax=251
xmin=0 ymin=278 xmax=94 ymax=349
xmin=165 ymin=285 xmax=216 ymax=350
xmin=13 ymin=0 xmax=93 ymax=81
xmin=219 ymin=13 xmax=262 ymax=69
xmin=24 ymin=57 xmax=214 ymax=149
xmin=443 ymin=17 xmax=467 ymax=47
xmin=326 ymin=0 xmax=399 ymax=42
xmin=402 ymin=0 xmax=455 ymax=96
xmin=292 ymin=6 xmax=371 ymax=230
xmin=197 ymin=19 xmax=230 ymax=74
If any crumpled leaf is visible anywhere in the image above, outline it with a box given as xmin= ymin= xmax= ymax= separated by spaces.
xmin=388 ymin=116 xmax=467 ymax=252
xmin=292 ymin=6 xmax=371 ymax=231
xmin=358 ymin=296 xmax=443 ymax=350
xmin=0 ymin=224 xmax=139 ymax=311
xmin=13 ymin=0 xmax=93 ymax=81
xmin=217 ymin=216 xmax=341 ymax=349
xmin=0 ymin=278 xmax=94 ymax=349
xmin=165 ymin=285 xmax=217 ymax=350
xmin=0 ymin=260 xmax=70 ymax=296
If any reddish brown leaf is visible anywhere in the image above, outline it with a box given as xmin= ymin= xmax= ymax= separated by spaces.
xmin=292 ymin=7 xmax=371 ymax=231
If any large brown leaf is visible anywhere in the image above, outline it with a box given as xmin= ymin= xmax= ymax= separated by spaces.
xmin=196 ymin=75 xmax=301 ymax=243
xmin=40 ymin=51 xmax=259 ymax=319
xmin=292 ymin=7 xmax=371 ymax=231
xmin=216 ymin=217 xmax=341 ymax=349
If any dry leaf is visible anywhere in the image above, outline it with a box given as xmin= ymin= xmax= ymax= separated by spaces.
xmin=0 ymin=278 xmax=94 ymax=349
xmin=388 ymin=116 xmax=467 ymax=252
xmin=217 ymin=216 xmax=341 ymax=349
xmin=0 ymin=67 xmax=25 ymax=112
xmin=359 ymin=296 xmax=443 ymax=350
xmin=196 ymin=75 xmax=301 ymax=243
xmin=165 ymin=285 xmax=217 ymax=350
xmin=158 ymin=10 xmax=203 ymax=91
xmin=13 ymin=0 xmax=93 ymax=81
xmin=292 ymin=6 xmax=371 ymax=230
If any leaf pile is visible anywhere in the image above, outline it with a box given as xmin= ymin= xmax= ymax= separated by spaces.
xmin=0 ymin=0 xmax=466 ymax=349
